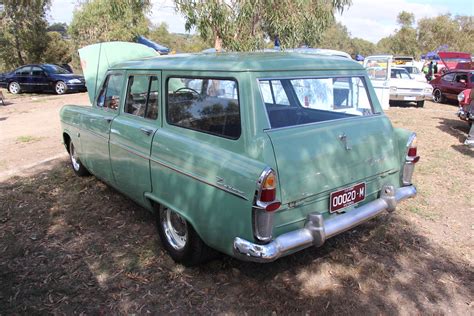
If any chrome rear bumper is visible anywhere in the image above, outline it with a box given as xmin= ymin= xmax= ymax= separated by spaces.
xmin=233 ymin=185 xmax=417 ymax=263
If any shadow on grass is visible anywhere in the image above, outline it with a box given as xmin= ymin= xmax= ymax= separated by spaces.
xmin=0 ymin=160 xmax=472 ymax=314
xmin=435 ymin=116 xmax=474 ymax=157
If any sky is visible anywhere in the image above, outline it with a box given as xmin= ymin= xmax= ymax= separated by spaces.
xmin=49 ymin=0 xmax=474 ymax=44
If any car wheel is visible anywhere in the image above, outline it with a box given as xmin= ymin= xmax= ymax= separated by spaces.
xmin=156 ymin=204 xmax=216 ymax=266
xmin=416 ymin=100 xmax=424 ymax=108
xmin=69 ymin=140 xmax=89 ymax=176
xmin=433 ymin=89 xmax=444 ymax=103
xmin=55 ymin=81 xmax=67 ymax=95
xmin=8 ymin=81 xmax=21 ymax=94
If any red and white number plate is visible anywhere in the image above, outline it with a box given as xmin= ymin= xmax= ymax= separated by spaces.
xmin=330 ymin=182 xmax=366 ymax=213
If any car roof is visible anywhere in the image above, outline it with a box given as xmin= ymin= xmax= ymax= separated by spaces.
xmin=112 ymin=52 xmax=363 ymax=72
xmin=444 ymin=69 xmax=474 ymax=74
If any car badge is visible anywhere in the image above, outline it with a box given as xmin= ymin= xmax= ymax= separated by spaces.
xmin=339 ymin=133 xmax=352 ymax=151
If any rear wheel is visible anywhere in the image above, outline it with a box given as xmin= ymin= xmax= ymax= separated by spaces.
xmin=55 ymin=81 xmax=67 ymax=95
xmin=69 ymin=140 xmax=89 ymax=176
xmin=433 ymin=89 xmax=444 ymax=103
xmin=416 ymin=100 xmax=424 ymax=108
xmin=156 ymin=205 xmax=215 ymax=266
xmin=8 ymin=81 xmax=21 ymax=94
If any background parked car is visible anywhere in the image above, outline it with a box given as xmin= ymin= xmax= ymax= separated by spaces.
xmin=430 ymin=70 xmax=474 ymax=103
xmin=389 ymin=67 xmax=432 ymax=107
xmin=0 ymin=64 xmax=86 ymax=95
xmin=457 ymin=88 xmax=473 ymax=126
xmin=398 ymin=65 xmax=426 ymax=82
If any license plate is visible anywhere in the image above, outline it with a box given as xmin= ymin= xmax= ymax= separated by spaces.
xmin=404 ymin=96 xmax=416 ymax=101
xmin=330 ymin=183 xmax=366 ymax=213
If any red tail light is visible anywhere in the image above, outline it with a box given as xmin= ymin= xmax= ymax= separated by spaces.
xmin=406 ymin=135 xmax=420 ymax=163
xmin=402 ymin=133 xmax=419 ymax=185
xmin=256 ymin=168 xmax=281 ymax=212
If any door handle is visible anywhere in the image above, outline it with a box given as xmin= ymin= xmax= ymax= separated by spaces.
xmin=140 ymin=127 xmax=154 ymax=136
xmin=104 ymin=117 xmax=113 ymax=123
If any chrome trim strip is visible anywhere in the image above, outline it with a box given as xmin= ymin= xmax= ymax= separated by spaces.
xmin=149 ymin=156 xmax=249 ymax=201
xmin=233 ymin=184 xmax=417 ymax=262
xmin=109 ymin=140 xmax=149 ymax=160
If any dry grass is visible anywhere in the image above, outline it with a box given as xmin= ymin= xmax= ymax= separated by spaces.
xmin=0 ymin=101 xmax=472 ymax=314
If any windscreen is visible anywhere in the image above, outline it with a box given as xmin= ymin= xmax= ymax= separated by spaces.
xmin=259 ymin=76 xmax=375 ymax=129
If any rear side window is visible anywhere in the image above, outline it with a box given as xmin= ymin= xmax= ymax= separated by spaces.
xmin=260 ymin=76 xmax=374 ymax=129
xmin=125 ymin=75 xmax=159 ymax=120
xmin=166 ymin=77 xmax=241 ymax=139
xmin=15 ymin=66 xmax=31 ymax=75
xmin=442 ymin=73 xmax=455 ymax=82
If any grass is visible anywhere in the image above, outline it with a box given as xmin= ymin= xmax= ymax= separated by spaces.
xmin=16 ymin=135 xmax=42 ymax=143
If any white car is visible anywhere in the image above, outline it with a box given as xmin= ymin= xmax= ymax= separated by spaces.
xmin=398 ymin=65 xmax=426 ymax=82
xmin=389 ymin=68 xmax=432 ymax=107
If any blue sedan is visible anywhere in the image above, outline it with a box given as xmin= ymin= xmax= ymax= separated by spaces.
xmin=0 ymin=64 xmax=86 ymax=95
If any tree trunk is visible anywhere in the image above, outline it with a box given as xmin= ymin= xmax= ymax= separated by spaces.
xmin=14 ymin=36 xmax=24 ymax=65
xmin=214 ymin=34 xmax=223 ymax=52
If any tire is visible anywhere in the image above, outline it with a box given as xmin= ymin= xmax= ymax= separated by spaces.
xmin=433 ymin=89 xmax=444 ymax=103
xmin=416 ymin=100 xmax=424 ymax=108
xmin=68 ymin=140 xmax=89 ymax=176
xmin=8 ymin=81 xmax=21 ymax=94
xmin=156 ymin=204 xmax=216 ymax=266
xmin=55 ymin=81 xmax=67 ymax=95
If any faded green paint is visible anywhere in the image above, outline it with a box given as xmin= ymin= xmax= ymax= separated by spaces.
xmin=60 ymin=50 xmax=413 ymax=257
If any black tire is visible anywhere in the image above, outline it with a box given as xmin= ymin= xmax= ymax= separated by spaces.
xmin=8 ymin=81 xmax=21 ymax=94
xmin=68 ymin=140 xmax=89 ymax=176
xmin=416 ymin=100 xmax=424 ymax=108
xmin=156 ymin=204 xmax=216 ymax=266
xmin=433 ymin=89 xmax=444 ymax=103
xmin=55 ymin=81 xmax=67 ymax=95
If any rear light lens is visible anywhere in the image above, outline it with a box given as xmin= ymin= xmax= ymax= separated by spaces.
xmin=402 ymin=133 xmax=419 ymax=185
xmin=256 ymin=168 xmax=280 ymax=212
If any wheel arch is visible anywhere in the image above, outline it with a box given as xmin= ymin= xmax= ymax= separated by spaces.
xmin=62 ymin=132 xmax=71 ymax=153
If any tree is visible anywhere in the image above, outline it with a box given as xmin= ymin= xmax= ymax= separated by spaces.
xmin=47 ymin=22 xmax=68 ymax=37
xmin=69 ymin=0 xmax=151 ymax=48
xmin=43 ymin=31 xmax=73 ymax=64
xmin=175 ymin=0 xmax=352 ymax=51
xmin=0 ymin=0 xmax=51 ymax=67
xmin=148 ymin=22 xmax=209 ymax=53
xmin=350 ymin=37 xmax=376 ymax=57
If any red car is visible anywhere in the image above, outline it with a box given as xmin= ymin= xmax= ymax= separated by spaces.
xmin=457 ymin=88 xmax=473 ymax=126
xmin=431 ymin=70 xmax=474 ymax=103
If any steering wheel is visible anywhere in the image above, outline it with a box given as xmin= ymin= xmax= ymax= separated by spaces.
xmin=174 ymin=87 xmax=200 ymax=95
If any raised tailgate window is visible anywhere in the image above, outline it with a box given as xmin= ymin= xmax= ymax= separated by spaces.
xmin=259 ymin=76 xmax=375 ymax=129
xmin=166 ymin=77 xmax=241 ymax=139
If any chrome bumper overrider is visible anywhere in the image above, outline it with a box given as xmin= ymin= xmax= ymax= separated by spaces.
xmin=233 ymin=185 xmax=417 ymax=262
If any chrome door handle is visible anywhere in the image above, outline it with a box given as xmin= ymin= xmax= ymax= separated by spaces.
xmin=140 ymin=127 xmax=154 ymax=136
xmin=104 ymin=117 xmax=113 ymax=123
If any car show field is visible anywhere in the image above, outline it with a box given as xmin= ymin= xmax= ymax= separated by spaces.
xmin=0 ymin=93 xmax=472 ymax=314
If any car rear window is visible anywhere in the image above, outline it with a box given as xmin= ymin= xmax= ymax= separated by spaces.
xmin=166 ymin=77 xmax=241 ymax=139
xmin=259 ymin=76 xmax=375 ymax=129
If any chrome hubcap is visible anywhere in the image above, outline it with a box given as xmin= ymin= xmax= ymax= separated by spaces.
xmin=56 ymin=83 xmax=65 ymax=94
xmin=10 ymin=83 xmax=19 ymax=94
xmin=69 ymin=142 xmax=80 ymax=171
xmin=434 ymin=90 xmax=441 ymax=102
xmin=161 ymin=208 xmax=188 ymax=250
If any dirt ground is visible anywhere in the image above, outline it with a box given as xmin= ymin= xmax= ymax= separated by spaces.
xmin=0 ymin=94 xmax=473 ymax=314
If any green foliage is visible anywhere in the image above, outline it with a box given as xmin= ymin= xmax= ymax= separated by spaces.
xmin=0 ymin=0 xmax=51 ymax=68
xmin=318 ymin=22 xmax=376 ymax=57
xmin=69 ymin=0 xmax=151 ymax=49
xmin=43 ymin=31 xmax=73 ymax=64
xmin=175 ymin=0 xmax=352 ymax=51
xmin=47 ymin=22 xmax=68 ymax=37
xmin=148 ymin=22 xmax=209 ymax=53
xmin=377 ymin=13 xmax=474 ymax=56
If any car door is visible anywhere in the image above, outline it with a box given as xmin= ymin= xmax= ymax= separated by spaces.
xmin=80 ymin=72 xmax=124 ymax=183
xmin=452 ymin=73 xmax=468 ymax=96
xmin=439 ymin=72 xmax=455 ymax=98
xmin=364 ymin=56 xmax=391 ymax=110
xmin=30 ymin=66 xmax=49 ymax=92
xmin=13 ymin=66 xmax=31 ymax=91
xmin=109 ymin=72 xmax=160 ymax=205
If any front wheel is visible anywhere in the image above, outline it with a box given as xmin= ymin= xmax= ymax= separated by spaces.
xmin=8 ymin=81 xmax=21 ymax=94
xmin=156 ymin=205 xmax=215 ymax=266
xmin=69 ymin=140 xmax=89 ymax=176
xmin=433 ymin=89 xmax=444 ymax=103
xmin=416 ymin=100 xmax=424 ymax=108
xmin=55 ymin=81 xmax=67 ymax=95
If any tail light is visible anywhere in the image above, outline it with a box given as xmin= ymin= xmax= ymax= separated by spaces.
xmin=256 ymin=168 xmax=281 ymax=212
xmin=402 ymin=133 xmax=420 ymax=185
xmin=253 ymin=168 xmax=281 ymax=243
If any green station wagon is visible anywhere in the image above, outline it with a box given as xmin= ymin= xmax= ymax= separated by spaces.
xmin=60 ymin=42 xmax=419 ymax=265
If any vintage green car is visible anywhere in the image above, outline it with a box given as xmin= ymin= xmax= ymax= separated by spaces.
xmin=60 ymin=42 xmax=418 ymax=265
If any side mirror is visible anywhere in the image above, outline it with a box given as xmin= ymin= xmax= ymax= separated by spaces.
xmin=460 ymin=79 xmax=466 ymax=84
